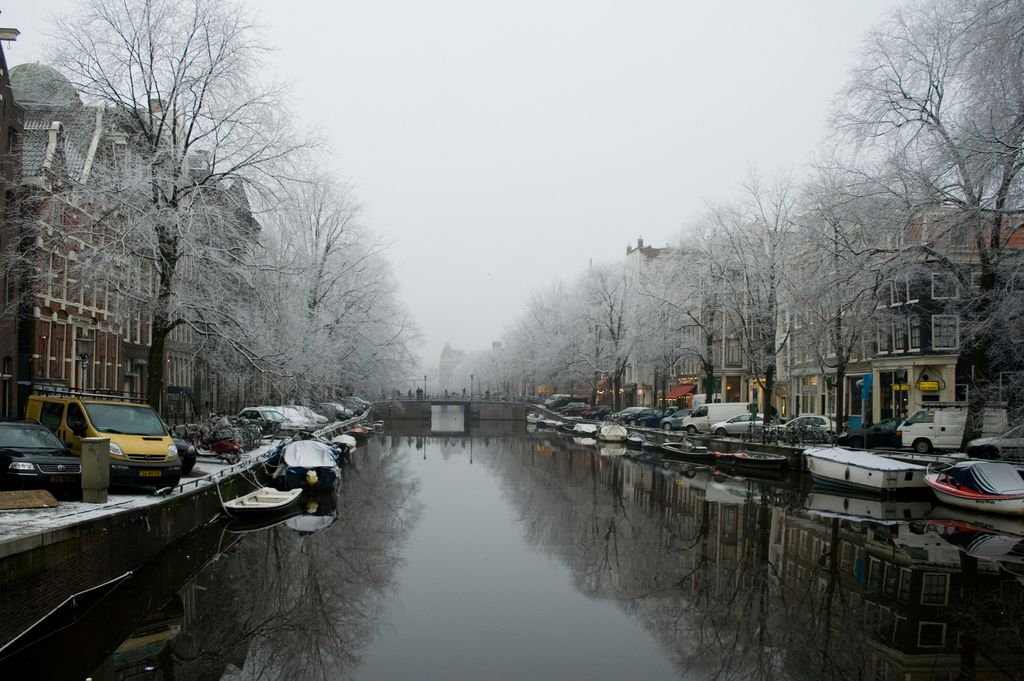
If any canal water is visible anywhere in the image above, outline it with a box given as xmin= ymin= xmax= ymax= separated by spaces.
xmin=5 ymin=427 xmax=1024 ymax=680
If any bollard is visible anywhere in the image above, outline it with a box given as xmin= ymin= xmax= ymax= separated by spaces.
xmin=81 ymin=437 xmax=111 ymax=504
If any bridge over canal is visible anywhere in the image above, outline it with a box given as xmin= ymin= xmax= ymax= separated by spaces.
xmin=375 ymin=399 xmax=526 ymax=424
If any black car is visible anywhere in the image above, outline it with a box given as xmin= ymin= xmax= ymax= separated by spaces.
xmin=835 ymin=418 xmax=901 ymax=449
xmin=170 ymin=430 xmax=197 ymax=475
xmin=0 ymin=420 xmax=82 ymax=491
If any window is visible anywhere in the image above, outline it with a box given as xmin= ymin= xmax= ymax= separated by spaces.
xmin=878 ymin=326 xmax=892 ymax=353
xmin=725 ymin=338 xmax=742 ymax=367
xmin=921 ymin=573 xmax=949 ymax=605
xmin=932 ymin=272 xmax=960 ymax=299
xmin=890 ymin=276 xmax=909 ymax=305
xmin=932 ymin=315 xmax=959 ymax=350
xmin=893 ymin=319 xmax=907 ymax=352
xmin=909 ymin=318 xmax=921 ymax=350
xmin=898 ymin=568 xmax=912 ymax=602
xmin=883 ymin=564 xmax=898 ymax=597
xmin=918 ymin=621 xmax=946 ymax=648
xmin=39 ymin=402 xmax=64 ymax=432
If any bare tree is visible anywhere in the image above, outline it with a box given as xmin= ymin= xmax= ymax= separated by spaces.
xmin=48 ymin=0 xmax=308 ymax=407
xmin=706 ymin=170 xmax=798 ymax=427
xmin=836 ymin=0 xmax=1024 ymax=440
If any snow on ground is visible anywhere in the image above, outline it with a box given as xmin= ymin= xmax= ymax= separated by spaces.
xmin=0 ymin=440 xmax=282 ymax=546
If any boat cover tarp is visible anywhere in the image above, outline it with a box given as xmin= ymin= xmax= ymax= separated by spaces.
xmin=573 ymin=423 xmax=599 ymax=435
xmin=281 ymin=440 xmax=338 ymax=468
xmin=948 ymin=462 xmax=1024 ymax=495
xmin=806 ymin=447 xmax=926 ymax=471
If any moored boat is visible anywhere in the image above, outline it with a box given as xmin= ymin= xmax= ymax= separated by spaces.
xmin=271 ymin=439 xmax=341 ymax=490
xmin=661 ymin=438 xmax=712 ymax=461
xmin=925 ymin=460 xmax=1024 ymax=516
xmin=597 ymin=424 xmax=627 ymax=442
xmin=804 ymin=446 xmax=928 ymax=494
xmin=223 ymin=487 xmax=303 ymax=514
xmin=625 ymin=431 xmax=645 ymax=448
xmin=713 ymin=450 xmax=788 ymax=470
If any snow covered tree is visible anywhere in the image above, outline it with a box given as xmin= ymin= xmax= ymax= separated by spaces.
xmin=49 ymin=0 xmax=307 ymax=407
xmin=836 ymin=0 xmax=1024 ymax=441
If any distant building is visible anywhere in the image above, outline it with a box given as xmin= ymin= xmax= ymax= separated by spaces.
xmin=439 ymin=342 xmax=464 ymax=392
xmin=0 ymin=28 xmax=24 ymax=416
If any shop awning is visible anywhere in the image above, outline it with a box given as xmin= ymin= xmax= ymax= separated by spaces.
xmin=665 ymin=383 xmax=695 ymax=399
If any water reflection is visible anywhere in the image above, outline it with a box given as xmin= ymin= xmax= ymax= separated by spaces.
xmin=3 ymin=430 xmax=1022 ymax=679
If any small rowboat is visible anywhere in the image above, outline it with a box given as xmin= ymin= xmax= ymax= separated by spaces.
xmin=224 ymin=487 xmax=303 ymax=514
xmin=713 ymin=450 xmax=788 ymax=471
xmin=925 ymin=461 xmax=1024 ymax=516
xmin=625 ymin=432 xmax=645 ymax=448
xmin=661 ymin=439 xmax=712 ymax=461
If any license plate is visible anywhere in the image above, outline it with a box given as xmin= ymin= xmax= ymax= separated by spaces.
xmin=139 ymin=470 xmax=162 ymax=477
xmin=49 ymin=475 xmax=75 ymax=483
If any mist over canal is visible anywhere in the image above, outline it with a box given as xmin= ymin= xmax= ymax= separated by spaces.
xmin=7 ymin=428 xmax=1024 ymax=680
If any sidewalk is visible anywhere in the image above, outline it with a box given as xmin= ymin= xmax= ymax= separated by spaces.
xmin=0 ymin=441 xmax=278 ymax=556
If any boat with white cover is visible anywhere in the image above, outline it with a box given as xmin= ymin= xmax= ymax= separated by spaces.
xmin=804 ymin=447 xmax=928 ymax=493
xmin=597 ymin=424 xmax=627 ymax=442
xmin=925 ymin=460 xmax=1024 ymax=516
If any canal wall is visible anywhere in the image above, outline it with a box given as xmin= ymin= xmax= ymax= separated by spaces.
xmin=0 ymin=470 xmax=262 ymax=650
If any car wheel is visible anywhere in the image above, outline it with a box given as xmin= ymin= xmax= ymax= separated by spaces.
xmin=912 ymin=438 xmax=932 ymax=454
xmin=715 ymin=427 xmax=728 ymax=436
xmin=663 ymin=422 xmax=673 ymax=431
xmin=686 ymin=425 xmax=698 ymax=434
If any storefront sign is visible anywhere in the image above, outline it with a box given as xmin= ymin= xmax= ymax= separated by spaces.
xmin=916 ymin=380 xmax=940 ymax=392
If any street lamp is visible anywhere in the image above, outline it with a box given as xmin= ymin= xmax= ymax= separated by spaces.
xmin=76 ymin=333 xmax=95 ymax=390
xmin=424 ymin=375 xmax=427 ymax=397
xmin=470 ymin=374 xmax=474 ymax=400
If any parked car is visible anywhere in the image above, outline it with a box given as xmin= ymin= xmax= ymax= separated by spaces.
xmin=557 ymin=402 xmax=591 ymax=417
xmin=634 ymin=409 xmax=672 ymax=428
xmin=238 ymin=407 xmax=286 ymax=436
xmin=611 ymin=407 xmax=648 ymax=423
xmin=621 ymin=409 xmax=660 ymax=426
xmin=966 ymin=424 xmax=1024 ymax=461
xmin=587 ymin=406 xmax=613 ymax=421
xmin=660 ymin=409 xmax=692 ymax=431
xmin=677 ymin=403 xmax=754 ymax=434
xmin=782 ymin=414 xmax=838 ymax=434
xmin=710 ymin=413 xmax=764 ymax=436
xmin=269 ymin=406 xmax=320 ymax=433
xmin=287 ymin=405 xmax=329 ymax=425
xmin=0 ymin=420 xmax=82 ymax=492
xmin=835 ymin=418 xmax=901 ymax=449
xmin=319 ymin=402 xmax=355 ymax=421
xmin=169 ymin=429 xmax=197 ymax=475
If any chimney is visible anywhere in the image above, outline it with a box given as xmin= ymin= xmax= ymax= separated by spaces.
xmin=637 ymin=237 xmax=644 ymax=249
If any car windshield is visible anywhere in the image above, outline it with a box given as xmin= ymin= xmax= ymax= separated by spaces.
xmin=263 ymin=410 xmax=284 ymax=421
xmin=0 ymin=424 xmax=64 ymax=449
xmin=83 ymin=403 xmax=166 ymax=436
xmin=904 ymin=410 xmax=934 ymax=425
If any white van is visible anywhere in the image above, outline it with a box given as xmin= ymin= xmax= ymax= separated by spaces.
xmin=679 ymin=403 xmax=755 ymax=434
xmin=896 ymin=402 xmax=1008 ymax=453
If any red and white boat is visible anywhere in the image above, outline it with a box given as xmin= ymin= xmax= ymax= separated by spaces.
xmin=925 ymin=461 xmax=1024 ymax=516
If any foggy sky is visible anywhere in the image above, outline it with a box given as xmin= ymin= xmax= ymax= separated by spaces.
xmin=4 ymin=0 xmax=898 ymax=374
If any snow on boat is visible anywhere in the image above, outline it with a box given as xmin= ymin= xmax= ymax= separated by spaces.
xmin=925 ymin=460 xmax=1024 ymax=516
xmin=597 ymin=424 xmax=627 ymax=442
xmin=804 ymin=447 xmax=928 ymax=493
xmin=625 ymin=431 xmax=645 ymax=448
xmin=572 ymin=422 xmax=599 ymax=436
xmin=526 ymin=412 xmax=543 ymax=424
xmin=272 ymin=439 xmax=341 ymax=490
xmin=223 ymin=487 xmax=303 ymax=514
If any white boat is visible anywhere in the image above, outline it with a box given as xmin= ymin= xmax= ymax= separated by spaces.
xmin=572 ymin=422 xmax=599 ymax=436
xmin=526 ymin=412 xmax=543 ymax=424
xmin=804 ymin=447 xmax=928 ymax=493
xmin=224 ymin=487 xmax=303 ymax=513
xmin=925 ymin=461 xmax=1024 ymax=516
xmin=596 ymin=424 xmax=627 ymax=442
